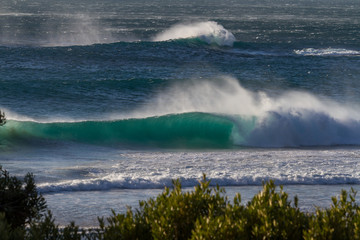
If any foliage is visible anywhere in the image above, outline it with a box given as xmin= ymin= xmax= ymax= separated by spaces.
xmin=191 ymin=181 xmax=307 ymax=240
xmin=102 ymin=174 xmax=228 ymax=240
xmin=3 ymin=166 xmax=360 ymax=239
xmin=304 ymin=188 xmax=360 ymax=240
xmin=97 ymin=178 xmax=360 ymax=240
xmin=100 ymin=208 xmax=149 ymax=240
xmin=244 ymin=181 xmax=307 ymax=239
xmin=142 ymin=176 xmax=227 ymax=239
xmin=27 ymin=211 xmax=85 ymax=240
xmin=0 ymin=212 xmax=25 ymax=240
xmin=190 ymin=193 xmax=247 ymax=240
xmin=0 ymin=110 xmax=6 ymax=126
xmin=0 ymin=166 xmax=47 ymax=229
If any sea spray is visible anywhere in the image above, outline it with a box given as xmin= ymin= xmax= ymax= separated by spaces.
xmin=124 ymin=77 xmax=360 ymax=147
xmin=131 ymin=76 xmax=360 ymax=121
xmin=44 ymin=14 xmax=116 ymax=47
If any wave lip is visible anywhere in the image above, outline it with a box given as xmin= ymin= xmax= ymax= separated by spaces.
xmin=153 ymin=21 xmax=236 ymax=47
xmin=294 ymin=48 xmax=360 ymax=56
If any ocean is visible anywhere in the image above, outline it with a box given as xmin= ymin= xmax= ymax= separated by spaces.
xmin=1 ymin=0 xmax=360 ymax=226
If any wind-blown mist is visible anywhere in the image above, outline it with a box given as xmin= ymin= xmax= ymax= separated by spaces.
xmin=134 ymin=76 xmax=359 ymax=119
xmin=127 ymin=77 xmax=360 ymax=147
xmin=0 ymin=12 xmax=117 ymax=46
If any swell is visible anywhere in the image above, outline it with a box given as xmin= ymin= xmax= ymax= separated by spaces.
xmin=4 ymin=41 xmax=358 ymax=65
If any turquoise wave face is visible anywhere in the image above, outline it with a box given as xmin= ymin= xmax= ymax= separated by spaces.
xmin=0 ymin=113 xmax=237 ymax=149
xmin=2 ymin=110 xmax=360 ymax=149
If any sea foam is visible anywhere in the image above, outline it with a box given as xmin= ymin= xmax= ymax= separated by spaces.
xmin=36 ymin=148 xmax=360 ymax=193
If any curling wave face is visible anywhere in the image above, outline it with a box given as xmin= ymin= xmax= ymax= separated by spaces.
xmin=0 ymin=113 xmax=234 ymax=148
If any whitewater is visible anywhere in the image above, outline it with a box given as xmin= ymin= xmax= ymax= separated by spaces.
xmin=1 ymin=0 xmax=360 ymax=226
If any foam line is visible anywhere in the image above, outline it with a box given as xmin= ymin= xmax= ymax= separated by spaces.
xmin=294 ymin=48 xmax=360 ymax=56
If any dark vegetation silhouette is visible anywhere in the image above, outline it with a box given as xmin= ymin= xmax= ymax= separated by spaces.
xmin=0 ymin=110 xmax=6 ymax=126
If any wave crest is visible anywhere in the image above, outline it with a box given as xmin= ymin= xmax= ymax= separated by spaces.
xmin=153 ymin=21 xmax=236 ymax=47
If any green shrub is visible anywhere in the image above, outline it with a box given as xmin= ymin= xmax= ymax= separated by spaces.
xmin=144 ymin=176 xmax=227 ymax=239
xmin=103 ymin=174 xmax=228 ymax=240
xmin=0 ymin=212 xmax=25 ymax=240
xmin=27 ymin=211 xmax=61 ymax=240
xmin=0 ymin=166 xmax=47 ymax=229
xmin=191 ymin=181 xmax=308 ymax=240
xmin=191 ymin=193 xmax=247 ymax=240
xmin=27 ymin=210 xmax=88 ymax=240
xmin=101 ymin=208 xmax=150 ymax=240
xmin=304 ymin=188 xmax=360 ymax=240
xmin=89 ymin=178 xmax=360 ymax=240
xmin=245 ymin=181 xmax=308 ymax=239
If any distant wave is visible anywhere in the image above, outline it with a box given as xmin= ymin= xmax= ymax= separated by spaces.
xmin=294 ymin=48 xmax=360 ymax=56
xmin=0 ymin=18 xmax=235 ymax=47
xmin=153 ymin=21 xmax=236 ymax=47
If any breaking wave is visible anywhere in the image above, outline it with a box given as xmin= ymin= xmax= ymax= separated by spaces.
xmin=2 ymin=77 xmax=360 ymax=148
xmin=2 ymin=110 xmax=360 ymax=149
xmin=153 ymin=21 xmax=236 ymax=47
